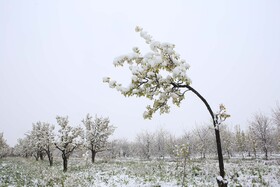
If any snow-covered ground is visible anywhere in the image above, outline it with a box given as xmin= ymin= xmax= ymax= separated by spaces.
xmin=0 ymin=157 xmax=279 ymax=186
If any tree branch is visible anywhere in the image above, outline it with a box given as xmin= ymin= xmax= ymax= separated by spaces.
xmin=171 ymin=82 xmax=216 ymax=126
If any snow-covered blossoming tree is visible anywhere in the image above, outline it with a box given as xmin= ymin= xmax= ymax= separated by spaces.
xmin=27 ymin=130 xmax=44 ymax=161
xmin=55 ymin=116 xmax=83 ymax=172
xmin=104 ymin=26 xmax=230 ymax=186
xmin=13 ymin=137 xmax=31 ymax=157
xmin=31 ymin=122 xmax=55 ymax=166
xmin=82 ymin=114 xmax=115 ymax=163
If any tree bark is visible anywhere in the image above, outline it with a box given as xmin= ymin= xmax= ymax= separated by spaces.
xmin=40 ymin=152 xmax=44 ymax=160
xmin=62 ymin=153 xmax=68 ymax=172
xmin=264 ymin=147 xmax=268 ymax=160
xmin=91 ymin=150 xmax=96 ymax=163
xmin=35 ymin=152 xmax=39 ymax=161
xmin=46 ymin=151 xmax=53 ymax=166
xmin=215 ymin=128 xmax=226 ymax=185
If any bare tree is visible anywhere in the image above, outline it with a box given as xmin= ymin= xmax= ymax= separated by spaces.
xmin=247 ymin=127 xmax=257 ymax=158
xmin=82 ymin=114 xmax=115 ymax=163
xmin=272 ymin=104 xmax=280 ymax=127
xmin=165 ymin=133 xmax=177 ymax=157
xmin=136 ymin=131 xmax=154 ymax=159
xmin=234 ymin=125 xmax=246 ymax=158
xmin=118 ymin=139 xmax=131 ymax=157
xmin=249 ymin=113 xmax=274 ymax=160
xmin=219 ymin=125 xmax=234 ymax=159
xmin=153 ymin=128 xmax=170 ymax=159
xmin=110 ymin=139 xmax=131 ymax=158
xmin=193 ymin=125 xmax=212 ymax=159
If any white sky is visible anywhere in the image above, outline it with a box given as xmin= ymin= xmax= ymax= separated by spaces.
xmin=0 ymin=0 xmax=279 ymax=146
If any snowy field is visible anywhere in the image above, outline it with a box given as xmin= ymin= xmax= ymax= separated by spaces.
xmin=0 ymin=157 xmax=280 ymax=187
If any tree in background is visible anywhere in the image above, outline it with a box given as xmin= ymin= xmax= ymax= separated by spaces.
xmin=104 ymin=26 xmax=230 ymax=186
xmin=219 ymin=125 xmax=234 ymax=159
xmin=116 ymin=139 xmax=131 ymax=157
xmin=108 ymin=139 xmax=131 ymax=158
xmin=247 ymin=127 xmax=257 ymax=158
xmin=0 ymin=132 xmax=9 ymax=158
xmin=193 ymin=125 xmax=212 ymax=159
xmin=272 ymin=104 xmax=280 ymax=152
xmin=153 ymin=128 xmax=170 ymax=159
xmin=234 ymin=125 xmax=246 ymax=158
xmin=249 ymin=113 xmax=274 ymax=160
xmin=165 ymin=133 xmax=177 ymax=157
xmin=136 ymin=131 xmax=154 ymax=160
xmin=82 ymin=114 xmax=115 ymax=163
xmin=13 ymin=137 xmax=31 ymax=157
xmin=55 ymin=116 xmax=83 ymax=172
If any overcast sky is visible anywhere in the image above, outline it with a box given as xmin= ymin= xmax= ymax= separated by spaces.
xmin=1 ymin=0 xmax=279 ymax=146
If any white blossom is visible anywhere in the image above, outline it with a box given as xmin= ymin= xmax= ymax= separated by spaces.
xmin=102 ymin=77 xmax=110 ymax=83
xmin=109 ymin=80 xmax=116 ymax=88
xmin=135 ymin=26 xmax=142 ymax=32
xmin=104 ymin=26 xmax=191 ymax=119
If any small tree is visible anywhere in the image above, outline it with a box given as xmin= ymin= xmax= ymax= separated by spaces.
xmin=82 ymin=114 xmax=115 ymax=163
xmin=55 ymin=116 xmax=82 ymax=172
xmin=104 ymin=26 xmax=230 ymax=186
xmin=174 ymin=144 xmax=189 ymax=187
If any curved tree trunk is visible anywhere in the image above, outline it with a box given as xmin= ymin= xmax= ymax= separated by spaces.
xmin=173 ymin=83 xmax=227 ymax=186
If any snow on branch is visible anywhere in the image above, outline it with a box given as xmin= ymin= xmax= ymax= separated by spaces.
xmin=104 ymin=26 xmax=191 ymax=119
